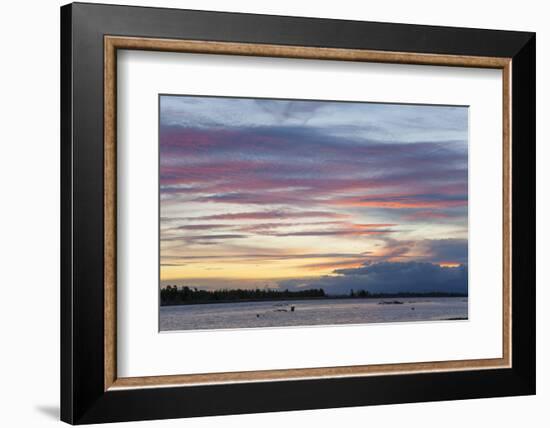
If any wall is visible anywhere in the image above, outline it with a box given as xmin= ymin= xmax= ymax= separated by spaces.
xmin=0 ymin=0 xmax=545 ymax=426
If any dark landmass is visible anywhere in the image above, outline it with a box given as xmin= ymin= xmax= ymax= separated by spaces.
xmin=160 ymin=285 xmax=467 ymax=306
xmin=161 ymin=286 xmax=326 ymax=306
xmin=378 ymin=300 xmax=404 ymax=305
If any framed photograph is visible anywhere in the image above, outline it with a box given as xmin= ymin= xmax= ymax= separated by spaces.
xmin=61 ymin=2 xmax=535 ymax=424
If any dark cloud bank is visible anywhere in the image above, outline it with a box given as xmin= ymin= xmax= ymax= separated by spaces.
xmin=279 ymin=261 xmax=468 ymax=295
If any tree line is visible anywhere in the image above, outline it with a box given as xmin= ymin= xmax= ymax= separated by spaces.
xmin=160 ymin=286 xmax=326 ymax=305
xmin=160 ymin=285 xmax=467 ymax=306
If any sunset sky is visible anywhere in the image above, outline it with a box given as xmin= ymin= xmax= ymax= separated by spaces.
xmin=159 ymin=95 xmax=468 ymax=295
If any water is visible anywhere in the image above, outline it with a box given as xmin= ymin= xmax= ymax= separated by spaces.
xmin=160 ymin=297 xmax=468 ymax=331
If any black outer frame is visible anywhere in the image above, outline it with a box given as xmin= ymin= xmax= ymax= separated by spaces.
xmin=60 ymin=2 xmax=535 ymax=424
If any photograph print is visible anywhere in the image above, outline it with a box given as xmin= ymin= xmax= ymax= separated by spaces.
xmin=159 ymin=95 xmax=469 ymax=331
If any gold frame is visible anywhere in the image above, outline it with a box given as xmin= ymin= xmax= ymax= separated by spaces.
xmin=104 ymin=35 xmax=512 ymax=391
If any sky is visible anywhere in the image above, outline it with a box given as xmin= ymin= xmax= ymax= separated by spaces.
xmin=159 ymin=95 xmax=468 ymax=295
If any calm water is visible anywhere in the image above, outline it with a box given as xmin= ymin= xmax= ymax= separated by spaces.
xmin=160 ymin=297 xmax=468 ymax=331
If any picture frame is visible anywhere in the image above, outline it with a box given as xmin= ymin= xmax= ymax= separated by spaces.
xmin=60 ymin=2 xmax=535 ymax=424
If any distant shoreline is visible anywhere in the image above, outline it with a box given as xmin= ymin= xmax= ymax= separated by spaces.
xmin=160 ymin=293 xmax=467 ymax=307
